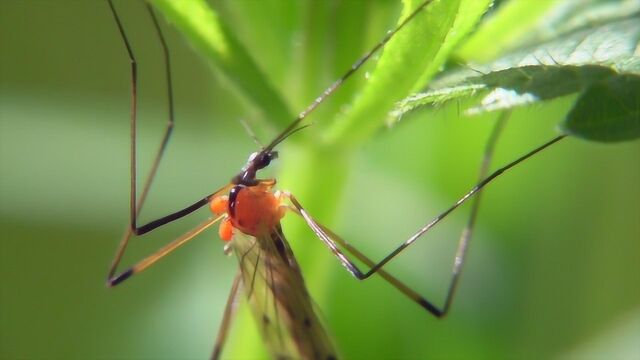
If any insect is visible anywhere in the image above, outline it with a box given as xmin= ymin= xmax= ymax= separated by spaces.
xmin=104 ymin=1 xmax=609 ymax=359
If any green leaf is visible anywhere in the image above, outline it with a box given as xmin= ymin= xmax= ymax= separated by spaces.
xmin=325 ymin=0 xmax=491 ymax=146
xmin=150 ymin=0 xmax=293 ymax=128
xmin=466 ymin=64 xmax=619 ymax=114
xmin=457 ymin=0 xmax=561 ymax=62
xmin=391 ymin=65 xmax=621 ymax=118
xmin=389 ymin=13 xmax=640 ymax=142
xmin=562 ymin=73 xmax=640 ymax=142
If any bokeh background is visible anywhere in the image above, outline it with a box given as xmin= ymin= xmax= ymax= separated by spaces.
xmin=1 ymin=1 xmax=639 ymax=359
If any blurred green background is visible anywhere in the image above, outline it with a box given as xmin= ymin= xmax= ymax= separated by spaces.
xmin=1 ymin=1 xmax=639 ymax=359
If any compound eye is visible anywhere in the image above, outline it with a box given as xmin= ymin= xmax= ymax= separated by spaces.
xmin=261 ymin=151 xmax=278 ymax=168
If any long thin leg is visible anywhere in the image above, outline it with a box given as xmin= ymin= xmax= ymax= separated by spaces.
xmin=281 ymin=112 xmax=508 ymax=316
xmin=136 ymin=2 xmax=175 ymax=222
xmin=311 ymin=220 xmax=444 ymax=317
xmin=438 ymin=111 xmax=509 ymax=316
xmin=106 ymin=0 xmax=226 ymax=283
xmin=211 ymin=271 xmax=243 ymax=360
xmin=106 ymin=0 xmax=140 ymax=233
xmin=108 ymin=215 xmax=224 ymax=287
xmin=279 ymin=204 xmax=431 ymax=314
xmin=283 ymin=132 xmax=566 ymax=316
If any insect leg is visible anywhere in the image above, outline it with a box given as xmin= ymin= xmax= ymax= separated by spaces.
xmin=283 ymin=131 xmax=565 ymax=317
xmin=438 ymin=111 xmax=509 ymax=315
xmin=312 ymin=220 xmax=446 ymax=317
xmin=283 ymin=203 xmax=442 ymax=315
xmin=211 ymin=271 xmax=243 ymax=360
xmin=106 ymin=0 xmax=226 ymax=283
xmin=108 ymin=215 xmax=224 ymax=287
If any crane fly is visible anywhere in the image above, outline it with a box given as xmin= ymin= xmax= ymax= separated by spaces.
xmin=105 ymin=0 xmax=565 ymax=359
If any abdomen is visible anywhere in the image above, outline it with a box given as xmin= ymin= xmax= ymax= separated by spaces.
xmin=231 ymin=226 xmax=337 ymax=360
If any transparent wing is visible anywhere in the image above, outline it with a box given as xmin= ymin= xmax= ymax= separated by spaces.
xmin=231 ymin=224 xmax=337 ymax=360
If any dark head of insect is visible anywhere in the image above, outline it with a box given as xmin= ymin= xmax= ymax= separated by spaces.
xmin=231 ymin=149 xmax=279 ymax=186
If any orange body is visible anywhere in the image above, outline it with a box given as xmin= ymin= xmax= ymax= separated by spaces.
xmin=209 ymin=183 xmax=284 ymax=241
